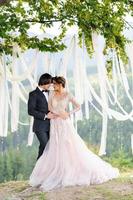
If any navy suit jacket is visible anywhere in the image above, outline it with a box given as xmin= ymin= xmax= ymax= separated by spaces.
xmin=28 ymin=87 xmax=50 ymax=133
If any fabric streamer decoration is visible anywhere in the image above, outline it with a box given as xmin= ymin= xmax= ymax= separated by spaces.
xmin=0 ymin=35 xmax=133 ymax=155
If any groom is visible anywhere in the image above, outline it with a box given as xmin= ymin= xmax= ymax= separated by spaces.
xmin=28 ymin=73 xmax=55 ymax=159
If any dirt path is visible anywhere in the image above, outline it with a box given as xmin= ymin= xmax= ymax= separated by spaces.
xmin=0 ymin=174 xmax=133 ymax=200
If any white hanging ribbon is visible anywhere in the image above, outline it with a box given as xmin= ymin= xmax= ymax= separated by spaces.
xmin=92 ymin=32 xmax=108 ymax=155
xmin=0 ymin=55 xmax=9 ymax=137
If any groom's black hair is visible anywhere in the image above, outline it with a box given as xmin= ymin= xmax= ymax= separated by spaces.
xmin=38 ymin=73 xmax=52 ymax=85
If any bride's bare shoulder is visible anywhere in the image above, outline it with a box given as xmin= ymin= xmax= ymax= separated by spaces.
xmin=65 ymin=91 xmax=71 ymax=96
xmin=66 ymin=92 xmax=74 ymax=99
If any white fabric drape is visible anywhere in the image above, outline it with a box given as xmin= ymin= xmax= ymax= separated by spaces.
xmin=11 ymin=47 xmax=20 ymax=132
xmin=131 ymin=134 xmax=133 ymax=155
xmin=92 ymin=32 xmax=108 ymax=155
xmin=0 ymin=35 xmax=133 ymax=154
xmin=0 ymin=55 xmax=9 ymax=137
xmin=73 ymin=36 xmax=83 ymax=122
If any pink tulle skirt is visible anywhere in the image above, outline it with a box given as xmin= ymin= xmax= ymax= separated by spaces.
xmin=29 ymin=118 xmax=119 ymax=191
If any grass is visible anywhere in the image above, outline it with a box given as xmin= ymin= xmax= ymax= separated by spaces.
xmin=0 ymin=173 xmax=133 ymax=200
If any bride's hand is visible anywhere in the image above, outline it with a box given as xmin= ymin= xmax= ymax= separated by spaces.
xmin=59 ymin=111 xmax=70 ymax=119
xmin=47 ymin=112 xmax=57 ymax=119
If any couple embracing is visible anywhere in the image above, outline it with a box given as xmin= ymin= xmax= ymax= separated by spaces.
xmin=28 ymin=73 xmax=119 ymax=191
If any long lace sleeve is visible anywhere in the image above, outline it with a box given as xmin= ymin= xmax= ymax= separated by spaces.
xmin=68 ymin=93 xmax=80 ymax=115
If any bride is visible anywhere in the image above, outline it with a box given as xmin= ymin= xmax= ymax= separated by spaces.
xmin=29 ymin=76 xmax=119 ymax=191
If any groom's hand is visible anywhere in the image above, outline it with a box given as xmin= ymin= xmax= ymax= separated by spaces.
xmin=46 ymin=112 xmax=57 ymax=119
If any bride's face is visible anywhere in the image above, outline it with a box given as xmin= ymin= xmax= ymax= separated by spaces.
xmin=53 ymin=81 xmax=62 ymax=91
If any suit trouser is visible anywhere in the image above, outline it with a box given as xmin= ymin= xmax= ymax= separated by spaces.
xmin=35 ymin=131 xmax=49 ymax=160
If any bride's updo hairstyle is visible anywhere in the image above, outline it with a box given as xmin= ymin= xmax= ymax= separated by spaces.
xmin=52 ymin=76 xmax=66 ymax=88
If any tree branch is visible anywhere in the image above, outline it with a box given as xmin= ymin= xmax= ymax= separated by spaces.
xmin=0 ymin=0 xmax=11 ymax=6
xmin=24 ymin=17 xmax=78 ymax=24
xmin=122 ymin=18 xmax=133 ymax=30
xmin=25 ymin=19 xmax=63 ymax=24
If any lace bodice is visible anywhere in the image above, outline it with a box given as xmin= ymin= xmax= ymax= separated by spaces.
xmin=48 ymin=91 xmax=80 ymax=114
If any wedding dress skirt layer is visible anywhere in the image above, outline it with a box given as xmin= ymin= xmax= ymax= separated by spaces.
xmin=29 ymin=117 xmax=119 ymax=191
xmin=29 ymin=92 xmax=119 ymax=191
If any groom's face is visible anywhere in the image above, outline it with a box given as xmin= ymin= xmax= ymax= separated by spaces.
xmin=42 ymin=83 xmax=51 ymax=90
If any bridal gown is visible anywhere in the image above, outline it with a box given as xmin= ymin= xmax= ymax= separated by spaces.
xmin=29 ymin=92 xmax=119 ymax=191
